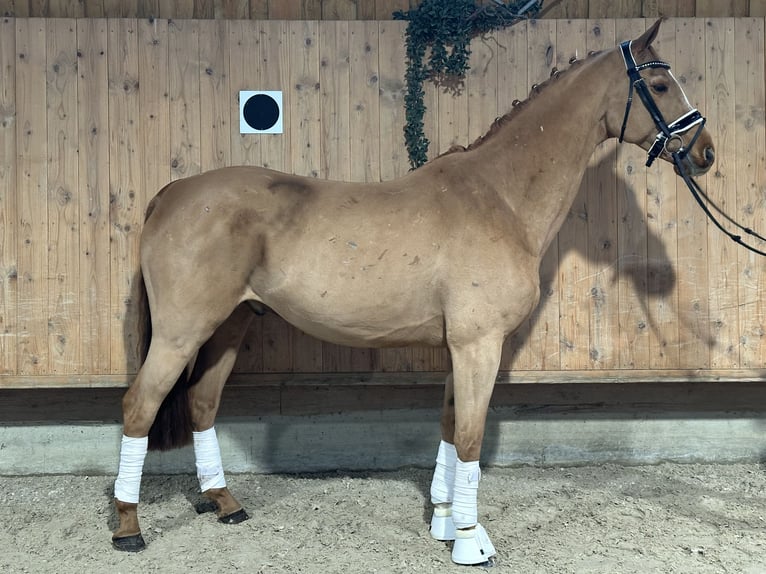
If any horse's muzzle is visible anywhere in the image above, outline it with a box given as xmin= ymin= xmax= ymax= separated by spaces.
xmin=676 ymin=141 xmax=715 ymax=177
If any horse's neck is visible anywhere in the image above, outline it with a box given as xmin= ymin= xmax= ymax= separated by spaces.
xmin=478 ymin=58 xmax=613 ymax=257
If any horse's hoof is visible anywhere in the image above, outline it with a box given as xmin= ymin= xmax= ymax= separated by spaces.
xmin=112 ymin=533 xmax=146 ymax=552
xmin=219 ymin=508 xmax=249 ymax=524
xmin=194 ymin=499 xmax=217 ymax=514
xmin=451 ymin=524 xmax=497 ymax=566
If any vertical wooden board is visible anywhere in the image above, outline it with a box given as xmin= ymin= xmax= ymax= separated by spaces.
xmin=734 ymin=18 xmax=766 ymax=366
xmin=96 ymin=1 xmax=133 ymax=17
xmin=168 ymin=19 xmax=201 ymax=181
xmin=466 ymin=32 xmax=497 ymax=144
xmin=378 ymin=21 xmax=408 ymax=180
xmin=645 ymin=21 xmax=680 ymax=369
xmin=249 ymin=0 xmax=268 ymax=19
xmin=695 ymin=0 xmax=748 ymax=16
xmin=584 ymin=19 xmax=619 ymax=369
xmin=227 ymin=20 xmax=265 ymax=374
xmin=495 ymin=21 xmax=532 ymax=370
xmin=318 ymin=20 xmax=353 ymax=371
xmin=15 ymin=18 xmax=48 ymax=375
xmin=289 ymin=20 xmax=324 ymax=373
xmin=214 ymin=0 xmax=248 ymax=19
xmin=543 ymin=0 xmax=588 ymax=18
xmin=193 ymin=0 xmax=214 ymax=18
xmin=345 ymin=20 xmax=379 ymax=371
xmin=495 ymin=23 xmax=528 ymax=116
xmin=269 ymin=0 xmax=301 ymax=19
xmin=750 ymin=0 xmax=766 ymax=17
xmin=46 ymin=18 xmax=80 ymax=374
xmin=0 ymin=16 xmax=17 ymax=374
xmin=0 ymin=2 xmax=29 ymax=16
xmin=77 ymin=18 xmax=111 ymax=374
xmin=348 ymin=20 xmax=380 ymax=183
xmin=107 ymin=18 xmax=142 ymax=374
xmin=159 ymin=0 xmax=194 ymax=18
xmin=588 ymin=0 xmax=642 ymax=17
xmin=257 ymin=20 xmax=291 ymax=172
xmin=655 ymin=0 xmax=696 ymax=16
xmin=436 ymin=70 xmax=469 ymax=155
xmin=554 ymin=19 xmax=590 ymax=371
xmin=614 ymin=19 xmax=650 ymax=369
xmin=378 ymin=19 xmax=414 ymax=372
xmin=503 ymin=18 xmax=560 ymax=372
xmin=254 ymin=20 xmax=293 ymax=374
xmin=375 ymin=0 xmax=408 ymax=19
xmin=199 ymin=19 xmax=230 ymax=172
xmin=705 ymin=18 xmax=739 ymax=368
xmin=673 ymin=18 xmax=710 ymax=368
xmin=318 ymin=21 xmax=350 ymax=182
xmin=137 ymin=0 xmax=161 ymax=18
xmin=322 ymin=0 xmax=357 ymax=19
xmin=47 ymin=0 xmax=85 ymax=16
xmin=137 ymin=18 xmax=170 ymax=201
xmin=228 ymin=20 xmax=261 ymax=169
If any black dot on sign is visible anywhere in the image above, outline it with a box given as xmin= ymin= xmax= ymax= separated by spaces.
xmin=243 ymin=94 xmax=280 ymax=131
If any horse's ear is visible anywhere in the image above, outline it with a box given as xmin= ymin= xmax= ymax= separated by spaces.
xmin=634 ymin=18 xmax=664 ymax=52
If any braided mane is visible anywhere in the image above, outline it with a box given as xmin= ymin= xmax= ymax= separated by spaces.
xmin=437 ymin=49 xmax=601 ymax=158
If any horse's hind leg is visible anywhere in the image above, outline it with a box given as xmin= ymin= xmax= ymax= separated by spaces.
xmin=187 ymin=304 xmax=255 ymax=524
xmin=113 ymin=335 xmax=202 ymax=551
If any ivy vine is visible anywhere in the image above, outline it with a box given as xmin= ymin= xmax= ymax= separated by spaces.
xmin=393 ymin=0 xmax=547 ymax=169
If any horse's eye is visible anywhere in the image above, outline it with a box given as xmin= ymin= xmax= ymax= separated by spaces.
xmin=651 ymin=83 xmax=668 ymax=94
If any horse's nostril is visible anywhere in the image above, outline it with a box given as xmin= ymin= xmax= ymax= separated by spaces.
xmin=704 ymin=146 xmax=715 ymax=164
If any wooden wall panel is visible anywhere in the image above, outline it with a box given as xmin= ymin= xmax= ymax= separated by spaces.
xmin=107 ymin=18 xmax=142 ymax=374
xmin=585 ymin=19 xmax=619 ymax=369
xmin=555 ymin=19 xmax=590 ymax=371
xmin=2 ymin=18 xmax=766 ymax=388
xmin=705 ymin=19 xmax=739 ymax=368
xmin=77 ymin=19 xmax=111 ymax=374
xmin=15 ymin=18 xmax=48 ymax=375
xmin=616 ymin=19 xmax=651 ymax=369
xmin=0 ymin=17 xmax=16 ymax=374
xmin=4 ymin=1 xmax=766 ymax=19
xmin=646 ymin=20 xmax=680 ymax=369
xmin=735 ymin=18 xmax=766 ymax=367
xmin=674 ymin=17 xmax=710 ymax=368
xmin=46 ymin=19 xmax=80 ymax=373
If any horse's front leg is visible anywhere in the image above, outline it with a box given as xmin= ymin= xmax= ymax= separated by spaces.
xmin=431 ymin=334 xmax=503 ymax=565
xmin=189 ymin=304 xmax=255 ymax=524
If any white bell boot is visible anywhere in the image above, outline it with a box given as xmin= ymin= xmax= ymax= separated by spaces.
xmin=450 ymin=458 xmax=497 ymax=565
xmin=452 ymin=523 xmax=497 ymax=565
xmin=430 ymin=502 xmax=457 ymax=541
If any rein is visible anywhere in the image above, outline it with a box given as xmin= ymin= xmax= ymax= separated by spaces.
xmin=619 ymin=40 xmax=766 ymax=257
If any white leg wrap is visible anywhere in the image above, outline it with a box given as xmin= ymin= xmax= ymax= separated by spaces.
xmin=193 ymin=427 xmax=226 ymax=492
xmin=452 ymin=457 xmax=480 ymax=529
xmin=430 ymin=440 xmax=457 ymax=504
xmin=114 ymin=435 xmax=148 ymax=504
xmin=430 ymin=440 xmax=458 ymax=540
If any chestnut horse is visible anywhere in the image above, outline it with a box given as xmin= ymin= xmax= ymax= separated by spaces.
xmin=112 ymin=19 xmax=714 ymax=564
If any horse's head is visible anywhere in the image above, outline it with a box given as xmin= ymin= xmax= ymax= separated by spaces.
xmin=606 ymin=19 xmax=715 ymax=177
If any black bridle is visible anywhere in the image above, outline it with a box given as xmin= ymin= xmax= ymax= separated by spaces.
xmin=619 ymin=40 xmax=766 ymax=257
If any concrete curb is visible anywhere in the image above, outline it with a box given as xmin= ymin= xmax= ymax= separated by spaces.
xmin=2 ymin=407 xmax=766 ymax=475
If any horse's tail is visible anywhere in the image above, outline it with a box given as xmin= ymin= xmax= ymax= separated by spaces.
xmin=137 ymin=184 xmax=195 ymax=452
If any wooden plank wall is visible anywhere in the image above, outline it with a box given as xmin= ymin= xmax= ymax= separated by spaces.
xmin=1 ymin=17 xmax=766 ymax=387
xmin=2 ymin=1 xmax=766 ymax=19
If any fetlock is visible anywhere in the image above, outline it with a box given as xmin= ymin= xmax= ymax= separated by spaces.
xmin=203 ymin=487 xmax=242 ymax=518
xmin=113 ymin=499 xmax=141 ymax=538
